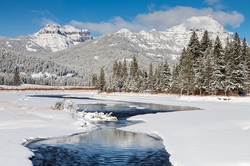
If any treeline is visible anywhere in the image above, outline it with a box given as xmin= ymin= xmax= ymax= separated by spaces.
xmin=92 ymin=56 xmax=172 ymax=92
xmin=0 ymin=49 xmax=86 ymax=86
xmin=93 ymin=30 xmax=250 ymax=96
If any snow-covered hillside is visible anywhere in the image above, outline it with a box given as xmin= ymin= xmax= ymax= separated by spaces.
xmin=114 ymin=16 xmax=232 ymax=59
xmin=0 ymin=16 xmax=238 ymax=85
xmin=0 ymin=24 xmax=93 ymax=54
xmin=48 ymin=16 xmax=234 ymax=82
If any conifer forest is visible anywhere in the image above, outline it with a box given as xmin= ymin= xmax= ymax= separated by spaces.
xmin=93 ymin=30 xmax=250 ymax=96
xmin=1 ymin=30 xmax=250 ymax=96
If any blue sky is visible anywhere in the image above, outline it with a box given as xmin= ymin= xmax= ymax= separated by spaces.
xmin=0 ymin=0 xmax=249 ymax=40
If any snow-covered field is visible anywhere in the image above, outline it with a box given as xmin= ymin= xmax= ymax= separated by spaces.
xmin=0 ymin=90 xmax=250 ymax=166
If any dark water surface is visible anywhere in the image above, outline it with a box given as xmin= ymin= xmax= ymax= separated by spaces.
xmin=78 ymin=102 xmax=197 ymax=118
xmin=26 ymin=94 xmax=197 ymax=165
xmin=27 ymin=129 xmax=171 ymax=166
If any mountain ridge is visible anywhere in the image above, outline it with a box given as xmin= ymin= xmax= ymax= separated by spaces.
xmin=45 ymin=16 xmax=234 ymax=83
xmin=0 ymin=15 xmax=238 ymax=85
xmin=0 ymin=24 xmax=93 ymax=54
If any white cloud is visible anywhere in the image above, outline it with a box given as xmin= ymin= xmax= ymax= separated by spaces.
xmin=204 ymin=0 xmax=221 ymax=6
xmin=32 ymin=9 xmax=58 ymax=26
xmin=147 ymin=3 xmax=156 ymax=11
xmin=69 ymin=6 xmax=244 ymax=36
xmin=70 ymin=17 xmax=145 ymax=36
xmin=31 ymin=9 xmax=51 ymax=15
xmin=204 ymin=0 xmax=225 ymax=10
xmin=41 ymin=17 xmax=57 ymax=26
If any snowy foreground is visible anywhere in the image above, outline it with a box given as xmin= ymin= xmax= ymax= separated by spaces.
xmin=0 ymin=90 xmax=250 ymax=166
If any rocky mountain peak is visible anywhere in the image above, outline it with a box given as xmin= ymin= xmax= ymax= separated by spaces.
xmin=37 ymin=24 xmax=91 ymax=37
xmin=30 ymin=24 xmax=93 ymax=52
xmin=183 ymin=15 xmax=227 ymax=33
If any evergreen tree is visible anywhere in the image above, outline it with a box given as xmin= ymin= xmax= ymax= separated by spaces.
xmin=230 ymin=33 xmax=245 ymax=94
xmin=13 ymin=70 xmax=20 ymax=85
xmin=210 ymin=36 xmax=225 ymax=95
xmin=200 ymin=30 xmax=211 ymax=53
xmin=121 ymin=58 xmax=128 ymax=91
xmin=170 ymin=64 xmax=180 ymax=93
xmin=188 ymin=31 xmax=201 ymax=61
xmin=111 ymin=60 xmax=119 ymax=91
xmin=240 ymin=38 xmax=249 ymax=92
xmin=178 ymin=48 xmax=195 ymax=95
xmin=148 ymin=63 xmax=154 ymax=90
xmin=161 ymin=61 xmax=171 ymax=91
xmin=203 ymin=47 xmax=213 ymax=94
xmin=223 ymin=37 xmax=234 ymax=95
xmin=130 ymin=56 xmax=139 ymax=78
xmin=153 ymin=65 xmax=161 ymax=91
xmin=194 ymin=54 xmax=205 ymax=95
xmin=99 ymin=67 xmax=106 ymax=91
xmin=128 ymin=56 xmax=139 ymax=91
xmin=187 ymin=31 xmax=201 ymax=94
xmin=122 ymin=58 xmax=128 ymax=82
xmin=242 ymin=39 xmax=250 ymax=91
xmin=91 ymin=73 xmax=98 ymax=87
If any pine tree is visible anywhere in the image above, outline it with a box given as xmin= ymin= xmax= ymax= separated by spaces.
xmin=111 ymin=60 xmax=119 ymax=91
xmin=241 ymin=38 xmax=249 ymax=90
xmin=130 ymin=56 xmax=139 ymax=78
xmin=203 ymin=47 xmax=213 ymax=94
xmin=161 ymin=61 xmax=171 ymax=91
xmin=243 ymin=39 xmax=250 ymax=92
xmin=121 ymin=58 xmax=128 ymax=81
xmin=91 ymin=73 xmax=98 ymax=87
xmin=229 ymin=33 xmax=246 ymax=94
xmin=99 ymin=67 xmax=106 ymax=91
xmin=210 ymin=36 xmax=225 ymax=95
xmin=188 ymin=31 xmax=201 ymax=94
xmin=128 ymin=56 xmax=139 ymax=91
xmin=13 ymin=70 xmax=20 ymax=86
xmin=178 ymin=48 xmax=195 ymax=95
xmin=170 ymin=64 xmax=180 ymax=94
xmin=153 ymin=65 xmax=161 ymax=91
xmin=223 ymin=37 xmax=237 ymax=95
xmin=140 ymin=68 xmax=148 ymax=91
xmin=200 ymin=30 xmax=211 ymax=53
xmin=148 ymin=63 xmax=154 ymax=90
xmin=121 ymin=58 xmax=128 ymax=91
xmin=188 ymin=31 xmax=201 ymax=60
xmin=194 ymin=54 xmax=205 ymax=95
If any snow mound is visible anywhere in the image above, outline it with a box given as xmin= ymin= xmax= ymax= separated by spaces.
xmin=52 ymin=99 xmax=118 ymax=122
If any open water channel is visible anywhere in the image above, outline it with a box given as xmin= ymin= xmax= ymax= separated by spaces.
xmin=26 ymin=94 xmax=197 ymax=166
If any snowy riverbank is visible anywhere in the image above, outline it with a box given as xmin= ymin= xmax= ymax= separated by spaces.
xmin=1 ymin=90 xmax=250 ymax=166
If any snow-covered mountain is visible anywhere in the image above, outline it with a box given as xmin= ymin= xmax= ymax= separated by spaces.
xmin=0 ymin=16 xmax=236 ymax=84
xmin=30 ymin=24 xmax=92 ymax=52
xmin=0 ymin=24 xmax=93 ymax=54
xmin=47 ymin=16 xmax=233 ymax=83
xmin=112 ymin=15 xmax=232 ymax=60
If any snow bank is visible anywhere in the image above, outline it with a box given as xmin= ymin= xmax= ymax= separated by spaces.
xmin=0 ymin=91 xmax=99 ymax=165
xmin=1 ymin=90 xmax=250 ymax=166
xmin=116 ymin=94 xmax=250 ymax=166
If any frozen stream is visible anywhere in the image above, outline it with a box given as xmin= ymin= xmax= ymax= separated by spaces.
xmin=26 ymin=95 xmax=198 ymax=165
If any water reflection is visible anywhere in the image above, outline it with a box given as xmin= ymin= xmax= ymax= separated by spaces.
xmin=27 ymin=129 xmax=172 ymax=166
xmin=26 ymin=95 xmax=198 ymax=165
xmin=79 ymin=102 xmax=198 ymax=118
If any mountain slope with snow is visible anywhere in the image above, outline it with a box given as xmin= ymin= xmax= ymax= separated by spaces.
xmin=0 ymin=16 xmax=236 ymax=84
xmin=31 ymin=24 xmax=92 ymax=52
xmin=113 ymin=16 xmax=232 ymax=59
xmin=0 ymin=24 xmax=93 ymax=55
xmin=47 ymin=16 xmax=233 ymax=82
